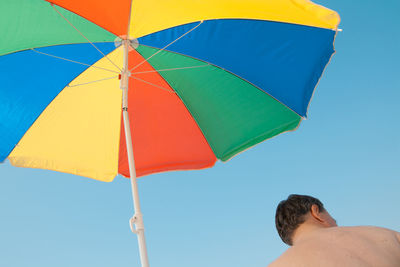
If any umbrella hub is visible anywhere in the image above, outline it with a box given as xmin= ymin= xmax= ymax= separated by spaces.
xmin=114 ymin=36 xmax=139 ymax=50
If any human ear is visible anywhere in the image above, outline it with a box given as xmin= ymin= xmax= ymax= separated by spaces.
xmin=310 ymin=204 xmax=324 ymax=223
xmin=310 ymin=205 xmax=337 ymax=227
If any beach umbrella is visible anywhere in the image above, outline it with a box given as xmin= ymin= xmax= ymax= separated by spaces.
xmin=0 ymin=0 xmax=340 ymax=266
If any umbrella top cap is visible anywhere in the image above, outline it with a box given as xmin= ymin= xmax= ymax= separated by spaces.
xmin=114 ymin=37 xmax=139 ymax=50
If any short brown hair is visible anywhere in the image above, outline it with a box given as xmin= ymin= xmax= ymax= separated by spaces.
xmin=275 ymin=194 xmax=325 ymax=245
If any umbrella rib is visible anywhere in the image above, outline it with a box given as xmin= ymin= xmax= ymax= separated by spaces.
xmin=67 ymin=75 xmax=119 ymax=87
xmin=131 ymin=64 xmax=210 ymax=74
xmin=50 ymin=3 xmax=122 ymax=72
xmin=129 ymin=21 xmax=204 ymax=72
xmin=130 ymin=76 xmax=176 ymax=94
xmin=30 ymin=48 xmax=119 ymax=73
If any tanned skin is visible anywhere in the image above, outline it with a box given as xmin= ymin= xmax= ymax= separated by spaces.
xmin=269 ymin=205 xmax=400 ymax=267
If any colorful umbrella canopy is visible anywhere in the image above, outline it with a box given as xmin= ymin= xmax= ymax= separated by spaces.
xmin=0 ymin=0 xmax=340 ymax=266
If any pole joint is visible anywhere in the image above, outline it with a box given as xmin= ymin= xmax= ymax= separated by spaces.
xmin=129 ymin=212 xmax=145 ymax=234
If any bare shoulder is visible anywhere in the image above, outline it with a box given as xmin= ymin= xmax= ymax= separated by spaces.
xmin=330 ymin=225 xmax=399 ymax=235
xmin=395 ymin=230 xmax=400 ymax=243
xmin=328 ymin=226 xmax=400 ymax=242
xmin=267 ymin=227 xmax=400 ymax=267
xmin=267 ymin=249 xmax=287 ymax=267
xmin=332 ymin=225 xmax=393 ymax=231
xmin=267 ymin=258 xmax=280 ymax=267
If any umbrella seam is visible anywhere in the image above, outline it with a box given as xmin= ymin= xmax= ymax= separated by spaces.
xmin=30 ymin=47 xmax=119 ymax=74
xmin=138 ymin=43 xmax=304 ymax=118
xmin=45 ymin=1 xmax=120 ymax=37
xmin=0 ymin=42 xmax=115 ymax=58
xmin=132 ymin=48 xmax=220 ymax=160
xmin=134 ymin=18 xmax=339 ymax=40
xmin=133 ymin=46 xmax=306 ymax=161
xmin=50 ymin=3 xmax=122 ymax=72
xmin=6 ymin=47 xmax=119 ymax=161
xmin=130 ymin=21 xmax=203 ymax=72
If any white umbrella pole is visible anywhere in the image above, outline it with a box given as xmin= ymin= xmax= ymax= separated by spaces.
xmin=120 ymin=39 xmax=150 ymax=267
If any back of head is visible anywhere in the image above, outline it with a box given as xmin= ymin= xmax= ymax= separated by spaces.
xmin=275 ymin=194 xmax=325 ymax=246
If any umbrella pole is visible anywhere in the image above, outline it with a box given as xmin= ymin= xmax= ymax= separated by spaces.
xmin=121 ymin=39 xmax=150 ymax=267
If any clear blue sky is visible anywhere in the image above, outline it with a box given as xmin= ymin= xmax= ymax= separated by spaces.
xmin=1 ymin=1 xmax=399 ymax=266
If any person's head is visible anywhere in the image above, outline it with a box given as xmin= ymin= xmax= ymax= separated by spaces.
xmin=275 ymin=194 xmax=337 ymax=246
